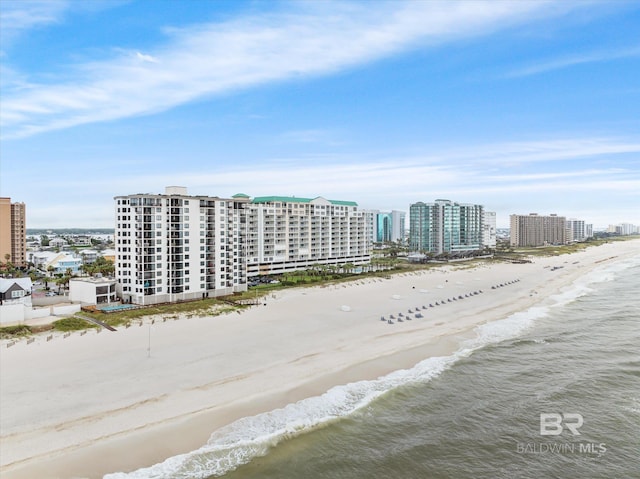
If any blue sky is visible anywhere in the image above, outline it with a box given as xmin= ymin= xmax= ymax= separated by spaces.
xmin=1 ymin=0 xmax=639 ymax=229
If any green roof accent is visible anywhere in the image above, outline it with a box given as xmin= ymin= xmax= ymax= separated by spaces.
xmin=251 ymin=196 xmax=357 ymax=207
xmin=232 ymin=193 xmax=250 ymax=198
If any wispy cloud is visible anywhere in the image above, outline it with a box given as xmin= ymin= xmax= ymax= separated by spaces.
xmin=0 ymin=0 xmax=69 ymax=46
xmin=429 ymin=138 xmax=640 ymax=166
xmin=506 ymin=45 xmax=640 ymax=78
xmin=1 ymin=0 xmax=585 ymax=139
xmin=19 ymin=135 xmax=640 ymax=227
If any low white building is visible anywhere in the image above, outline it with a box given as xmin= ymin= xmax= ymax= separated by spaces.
xmin=29 ymin=251 xmax=59 ymax=269
xmin=69 ymin=277 xmax=118 ymax=305
xmin=0 ymin=278 xmax=33 ymax=325
xmin=0 ymin=278 xmax=32 ymax=306
xmin=50 ymin=237 xmax=67 ymax=248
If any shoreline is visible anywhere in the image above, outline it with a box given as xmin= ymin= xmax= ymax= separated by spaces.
xmin=1 ymin=240 xmax=639 ymax=479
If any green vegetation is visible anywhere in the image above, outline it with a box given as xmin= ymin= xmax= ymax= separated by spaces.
xmin=53 ymin=317 xmax=99 ymax=332
xmin=493 ymin=237 xmax=632 ymax=261
xmin=79 ymin=298 xmax=238 ymax=328
xmin=0 ymin=324 xmax=32 ymax=339
xmin=80 ymin=256 xmax=115 ymax=277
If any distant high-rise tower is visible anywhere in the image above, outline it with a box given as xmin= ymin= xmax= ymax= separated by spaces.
xmin=509 ymin=213 xmax=567 ymax=247
xmin=482 ymin=211 xmax=497 ymax=249
xmin=0 ymin=198 xmax=26 ymax=267
xmin=409 ymin=199 xmax=484 ymax=254
xmin=375 ymin=210 xmax=406 ymax=244
xmin=566 ymin=218 xmax=586 ymax=242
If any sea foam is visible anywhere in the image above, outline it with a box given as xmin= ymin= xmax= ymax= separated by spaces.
xmin=104 ymin=305 xmax=547 ymax=479
xmin=104 ymin=254 xmax=639 ymax=479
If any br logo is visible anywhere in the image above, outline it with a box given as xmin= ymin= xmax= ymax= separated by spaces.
xmin=540 ymin=413 xmax=583 ymax=436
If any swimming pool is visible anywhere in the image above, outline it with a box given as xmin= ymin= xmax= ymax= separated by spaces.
xmin=99 ymin=304 xmax=138 ymax=312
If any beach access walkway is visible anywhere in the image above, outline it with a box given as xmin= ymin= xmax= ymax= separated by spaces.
xmin=77 ymin=314 xmax=117 ymax=331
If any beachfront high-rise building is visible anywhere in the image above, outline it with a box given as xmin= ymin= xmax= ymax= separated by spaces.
xmin=409 ymin=199 xmax=484 ymax=255
xmin=509 ymin=213 xmax=567 ymax=247
xmin=482 ymin=211 xmax=497 ymax=249
xmin=566 ymin=218 xmax=587 ymax=242
xmin=374 ymin=210 xmax=406 ymax=244
xmin=586 ymin=224 xmax=593 ymax=239
xmin=114 ymin=187 xmax=249 ymax=305
xmin=0 ymin=198 xmax=27 ymax=268
xmin=246 ymin=196 xmax=372 ymax=276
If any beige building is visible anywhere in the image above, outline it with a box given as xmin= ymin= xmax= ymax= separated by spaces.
xmin=0 ymin=198 xmax=26 ymax=267
xmin=510 ymin=213 xmax=567 ymax=247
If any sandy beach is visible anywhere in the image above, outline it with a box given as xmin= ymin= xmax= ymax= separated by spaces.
xmin=1 ymin=239 xmax=639 ymax=479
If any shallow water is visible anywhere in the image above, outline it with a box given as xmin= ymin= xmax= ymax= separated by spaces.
xmin=106 ymin=255 xmax=640 ymax=479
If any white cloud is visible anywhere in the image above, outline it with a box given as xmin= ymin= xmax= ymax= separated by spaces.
xmin=135 ymin=52 xmax=159 ymax=64
xmin=1 ymin=0 xmax=586 ymax=139
xmin=0 ymin=0 xmax=69 ymax=46
xmin=18 ymin=135 xmax=639 ymax=228
xmin=506 ymin=45 xmax=640 ymax=77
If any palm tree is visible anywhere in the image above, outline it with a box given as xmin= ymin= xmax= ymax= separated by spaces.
xmin=343 ymin=262 xmax=355 ymax=274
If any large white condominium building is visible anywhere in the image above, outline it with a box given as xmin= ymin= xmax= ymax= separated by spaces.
xmin=510 ymin=213 xmax=567 ymax=247
xmin=409 ymin=199 xmax=484 ymax=255
xmin=246 ymin=196 xmax=372 ymax=276
xmin=114 ymin=187 xmax=249 ymax=305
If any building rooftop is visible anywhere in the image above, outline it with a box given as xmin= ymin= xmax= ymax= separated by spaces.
xmin=251 ymin=196 xmax=358 ymax=207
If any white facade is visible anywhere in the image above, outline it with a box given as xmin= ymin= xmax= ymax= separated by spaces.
xmin=69 ymin=277 xmax=118 ymax=305
xmin=246 ymin=196 xmax=372 ymax=276
xmin=49 ymin=237 xmax=67 ymax=248
xmin=482 ymin=211 xmax=497 ymax=249
xmin=618 ymin=223 xmax=639 ymax=235
xmin=114 ymin=187 xmax=249 ymax=305
xmin=29 ymin=251 xmax=59 ymax=269
xmin=0 ymin=278 xmax=32 ymax=325
xmin=566 ymin=218 xmax=586 ymax=242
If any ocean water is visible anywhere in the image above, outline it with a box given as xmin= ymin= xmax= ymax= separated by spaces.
xmin=106 ymin=255 xmax=640 ymax=479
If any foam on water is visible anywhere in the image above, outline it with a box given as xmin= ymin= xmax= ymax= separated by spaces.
xmin=105 ymin=306 xmax=550 ymax=479
xmin=104 ymin=254 xmax=640 ymax=479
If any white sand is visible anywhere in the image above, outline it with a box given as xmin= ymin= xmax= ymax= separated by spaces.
xmin=1 ymin=240 xmax=639 ymax=478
